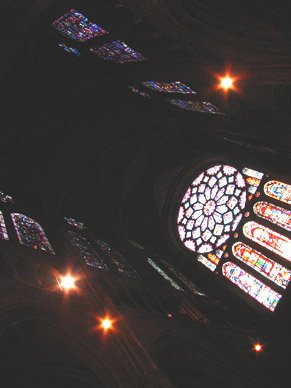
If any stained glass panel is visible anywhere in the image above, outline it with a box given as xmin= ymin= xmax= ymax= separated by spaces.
xmin=178 ymin=165 xmax=246 ymax=253
xmin=65 ymin=217 xmax=87 ymax=230
xmin=0 ymin=211 xmax=9 ymax=240
xmin=142 ymin=81 xmax=196 ymax=94
xmin=169 ymin=99 xmax=223 ymax=114
xmin=243 ymin=221 xmax=291 ymax=262
xmin=160 ymin=260 xmax=205 ymax=295
xmin=68 ymin=231 xmax=107 ymax=269
xmin=222 ymin=262 xmax=281 ymax=311
xmin=0 ymin=191 xmax=13 ymax=203
xmin=197 ymin=255 xmax=217 ymax=271
xmin=128 ymin=86 xmax=151 ymax=98
xmin=97 ymin=240 xmax=140 ymax=278
xmin=147 ymin=258 xmax=183 ymax=290
xmin=90 ymin=41 xmax=145 ymax=64
xmin=11 ymin=213 xmax=55 ymax=254
xmin=242 ymin=167 xmax=264 ymax=180
xmin=52 ymin=9 xmax=107 ymax=42
xmin=58 ymin=42 xmax=81 ymax=56
xmin=254 ymin=202 xmax=291 ymax=232
xmin=265 ymin=181 xmax=291 ymax=205
xmin=232 ymin=242 xmax=291 ymax=288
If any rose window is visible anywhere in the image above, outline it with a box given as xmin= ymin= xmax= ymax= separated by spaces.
xmin=177 ymin=165 xmax=246 ymax=253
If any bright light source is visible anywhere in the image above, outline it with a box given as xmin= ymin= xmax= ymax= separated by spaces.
xmin=221 ymin=77 xmax=233 ymax=89
xmin=102 ymin=319 xmax=112 ymax=330
xmin=254 ymin=344 xmax=262 ymax=352
xmin=61 ymin=275 xmax=76 ymax=291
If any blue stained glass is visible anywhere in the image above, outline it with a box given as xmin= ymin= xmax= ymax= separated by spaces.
xmin=68 ymin=231 xmax=108 ymax=270
xmin=142 ymin=81 xmax=196 ymax=94
xmin=90 ymin=41 xmax=145 ymax=64
xmin=58 ymin=42 xmax=81 ymax=57
xmin=52 ymin=9 xmax=107 ymax=42
xmin=169 ymin=99 xmax=223 ymax=114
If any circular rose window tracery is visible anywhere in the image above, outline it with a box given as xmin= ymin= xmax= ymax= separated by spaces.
xmin=177 ymin=165 xmax=246 ymax=253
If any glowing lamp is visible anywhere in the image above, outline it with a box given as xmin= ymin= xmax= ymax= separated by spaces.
xmin=102 ymin=319 xmax=112 ymax=330
xmin=254 ymin=344 xmax=262 ymax=352
xmin=61 ymin=275 xmax=76 ymax=291
xmin=221 ymin=77 xmax=232 ymax=89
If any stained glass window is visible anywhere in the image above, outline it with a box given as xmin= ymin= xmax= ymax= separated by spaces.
xmin=142 ymin=81 xmax=196 ymax=94
xmin=0 ymin=191 xmax=13 ymax=203
xmin=160 ymin=260 xmax=205 ymax=295
xmin=128 ymin=86 xmax=151 ymax=98
xmin=11 ymin=213 xmax=55 ymax=254
xmin=243 ymin=221 xmax=291 ymax=262
xmin=65 ymin=217 xmax=87 ymax=230
xmin=68 ymin=231 xmax=107 ymax=269
xmin=197 ymin=255 xmax=217 ymax=271
xmin=169 ymin=99 xmax=223 ymax=114
xmin=222 ymin=262 xmax=282 ymax=311
xmin=97 ymin=240 xmax=140 ymax=278
xmin=178 ymin=165 xmax=246 ymax=254
xmin=242 ymin=168 xmax=264 ymax=180
xmin=58 ymin=42 xmax=81 ymax=56
xmin=147 ymin=258 xmax=184 ymax=290
xmin=52 ymin=9 xmax=107 ymax=42
xmin=90 ymin=41 xmax=145 ymax=64
xmin=265 ymin=180 xmax=291 ymax=205
xmin=0 ymin=211 xmax=9 ymax=240
xmin=232 ymin=242 xmax=291 ymax=288
xmin=254 ymin=202 xmax=291 ymax=232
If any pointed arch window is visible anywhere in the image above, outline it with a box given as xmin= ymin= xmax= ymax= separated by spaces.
xmin=243 ymin=221 xmax=291 ymax=262
xmin=68 ymin=231 xmax=108 ymax=270
xmin=264 ymin=180 xmax=291 ymax=205
xmin=97 ymin=240 xmax=140 ymax=278
xmin=222 ymin=262 xmax=282 ymax=312
xmin=232 ymin=242 xmax=291 ymax=288
xmin=11 ymin=213 xmax=55 ymax=254
xmin=253 ymin=202 xmax=291 ymax=232
xmin=52 ymin=9 xmax=107 ymax=42
xmin=0 ymin=211 xmax=9 ymax=240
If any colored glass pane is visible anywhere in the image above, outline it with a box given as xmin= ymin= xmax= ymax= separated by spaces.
xmin=147 ymin=258 xmax=183 ymax=290
xmin=90 ymin=41 xmax=145 ymax=64
xmin=169 ymin=99 xmax=223 ymax=114
xmin=243 ymin=221 xmax=291 ymax=262
xmin=0 ymin=211 xmax=9 ymax=240
xmin=58 ymin=42 xmax=81 ymax=56
xmin=265 ymin=180 xmax=291 ymax=205
xmin=65 ymin=217 xmax=87 ymax=230
xmin=177 ymin=165 xmax=246 ymax=253
xmin=197 ymin=255 xmax=216 ymax=271
xmin=97 ymin=240 xmax=140 ymax=278
xmin=254 ymin=202 xmax=291 ymax=232
xmin=222 ymin=262 xmax=281 ymax=311
xmin=52 ymin=9 xmax=107 ymax=42
xmin=160 ymin=260 xmax=205 ymax=295
xmin=0 ymin=191 xmax=13 ymax=203
xmin=128 ymin=86 xmax=151 ymax=98
xmin=68 ymin=231 xmax=107 ymax=269
xmin=246 ymin=177 xmax=261 ymax=187
xmin=142 ymin=81 xmax=196 ymax=94
xmin=11 ymin=213 xmax=55 ymax=254
xmin=232 ymin=242 xmax=291 ymax=288
xmin=242 ymin=168 xmax=264 ymax=180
